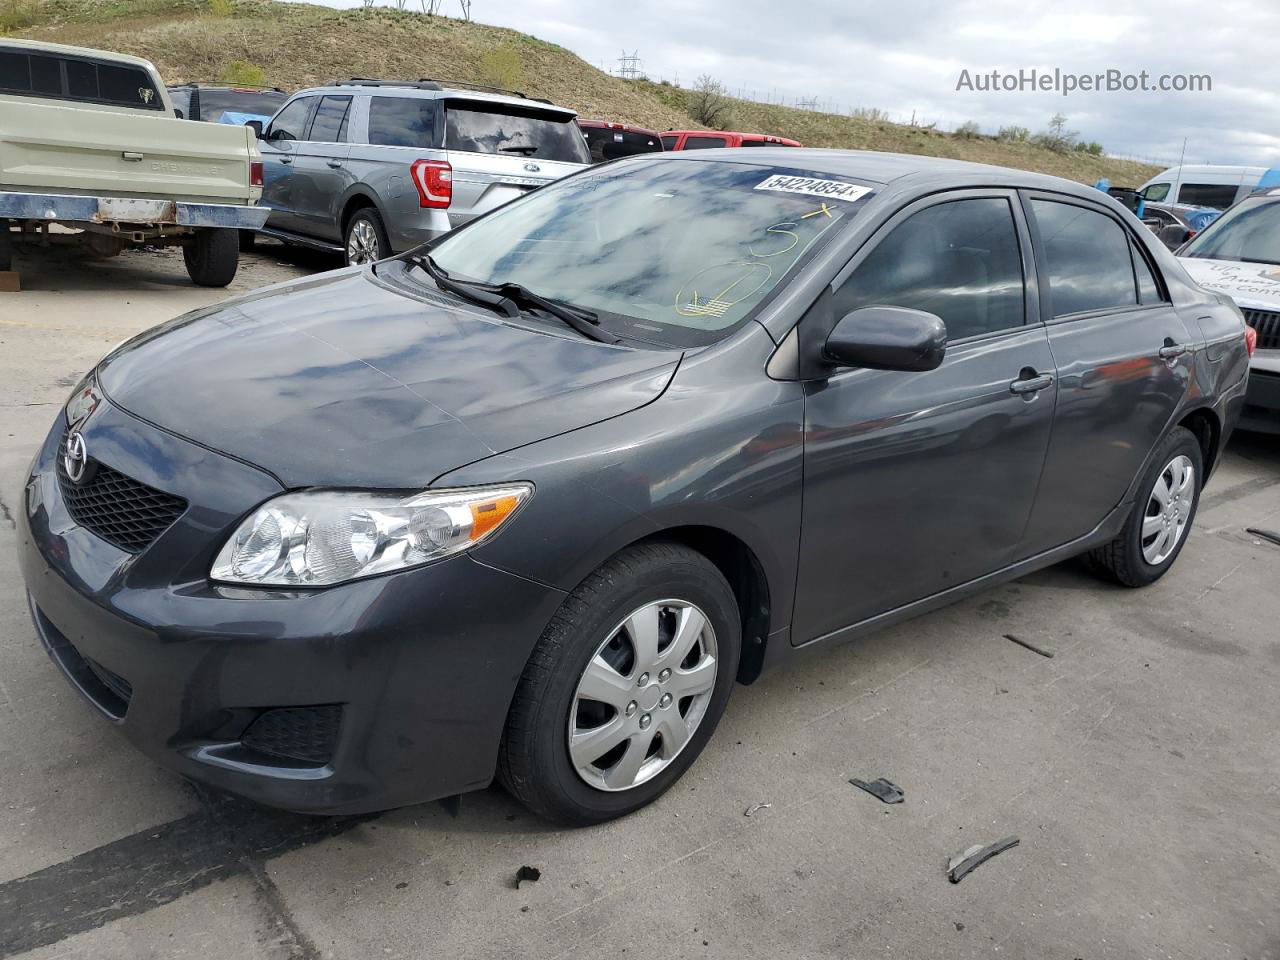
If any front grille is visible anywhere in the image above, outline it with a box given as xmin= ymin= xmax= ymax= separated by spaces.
xmin=56 ymin=432 xmax=187 ymax=553
xmin=1242 ymin=308 xmax=1280 ymax=351
xmin=241 ymin=705 xmax=343 ymax=765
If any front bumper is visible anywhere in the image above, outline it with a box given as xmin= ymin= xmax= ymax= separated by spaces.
xmin=1241 ymin=355 xmax=1280 ymax=434
xmin=0 ymin=191 xmax=270 ymax=230
xmin=16 ymin=400 xmax=564 ymax=814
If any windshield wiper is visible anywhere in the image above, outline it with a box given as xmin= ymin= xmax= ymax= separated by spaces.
xmin=414 ymin=253 xmax=520 ymax=318
xmin=411 ymin=255 xmax=621 ymax=344
xmin=500 ymin=145 xmax=538 ymax=155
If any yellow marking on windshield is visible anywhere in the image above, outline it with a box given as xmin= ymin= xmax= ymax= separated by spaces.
xmin=801 ymin=203 xmax=833 ymax=220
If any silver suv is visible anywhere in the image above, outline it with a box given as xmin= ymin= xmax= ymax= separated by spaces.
xmin=251 ymin=79 xmax=591 ymax=264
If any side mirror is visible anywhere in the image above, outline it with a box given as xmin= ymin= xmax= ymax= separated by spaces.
xmin=824 ymin=305 xmax=947 ymax=372
xmin=246 ymin=120 xmax=265 ymax=139
xmin=1159 ymin=224 xmax=1191 ymax=249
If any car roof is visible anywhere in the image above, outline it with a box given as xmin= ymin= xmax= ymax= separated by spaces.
xmin=578 ymin=120 xmax=662 ymax=136
xmin=654 ymin=147 xmax=1101 ymax=195
xmin=664 ymin=130 xmax=797 ymax=140
xmin=288 ymin=82 xmax=577 ymax=116
xmin=0 ymin=37 xmax=158 ymax=71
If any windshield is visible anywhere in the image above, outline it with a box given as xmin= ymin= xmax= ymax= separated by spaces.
xmin=1182 ymin=197 xmax=1280 ymax=265
xmin=444 ymin=103 xmax=590 ymax=164
xmin=199 ymin=88 xmax=287 ymax=122
xmin=425 ymin=159 xmax=872 ymax=346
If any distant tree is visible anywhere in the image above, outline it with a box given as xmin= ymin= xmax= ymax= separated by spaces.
xmin=850 ymin=106 xmax=889 ymax=122
xmin=480 ymin=45 xmax=524 ymax=91
xmin=219 ymin=59 xmax=267 ymax=86
xmin=688 ymin=74 xmax=732 ymax=128
xmin=997 ymin=124 xmax=1029 ymax=142
xmin=420 ymin=0 xmax=442 ymax=12
xmin=459 ymin=0 xmax=472 ymax=20
xmin=954 ymin=120 xmax=982 ymax=139
xmin=1031 ymin=113 xmax=1079 ymax=154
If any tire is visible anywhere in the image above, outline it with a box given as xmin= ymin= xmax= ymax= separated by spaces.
xmin=238 ymin=229 xmax=256 ymax=252
xmin=0 ymin=224 xmax=13 ymax=272
xmin=183 ymin=228 xmax=239 ymax=287
xmin=499 ymin=542 xmax=741 ymax=826
xmin=343 ymin=207 xmax=390 ymax=266
xmin=1086 ymin=426 xmax=1203 ymax=587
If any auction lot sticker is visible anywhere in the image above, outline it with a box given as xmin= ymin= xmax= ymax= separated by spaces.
xmin=754 ymin=175 xmax=873 ymax=202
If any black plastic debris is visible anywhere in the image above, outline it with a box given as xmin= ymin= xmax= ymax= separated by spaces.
xmin=947 ymin=836 xmax=1020 ymax=883
xmin=1003 ymin=633 xmax=1054 ymax=658
xmin=515 ymin=865 xmax=541 ymax=889
xmin=1246 ymin=527 xmax=1280 ymax=548
xmin=849 ymin=777 xmax=905 ymax=804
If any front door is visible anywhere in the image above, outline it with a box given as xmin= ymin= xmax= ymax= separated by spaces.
xmin=793 ymin=191 xmax=1056 ymax=644
xmin=257 ymin=95 xmax=316 ymax=234
xmin=289 ymin=94 xmax=353 ymax=242
xmin=1017 ymin=193 xmax=1195 ymax=554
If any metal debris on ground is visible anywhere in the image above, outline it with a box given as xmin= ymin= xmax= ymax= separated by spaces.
xmin=744 ymin=802 xmax=772 ymax=817
xmin=849 ymin=777 xmax=905 ymax=804
xmin=515 ymin=865 xmax=541 ymax=889
xmin=1245 ymin=527 xmax=1280 ymax=547
xmin=947 ymin=836 xmax=1020 ymax=884
xmin=1003 ymin=633 xmax=1055 ymax=658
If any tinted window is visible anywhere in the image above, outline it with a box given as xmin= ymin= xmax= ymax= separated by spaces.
xmin=1182 ymin=197 xmax=1280 ymax=266
xmin=738 ymin=139 xmax=773 ymax=147
xmin=1133 ymin=243 xmax=1163 ymax=303
xmin=1177 ymin=183 xmax=1238 ymax=209
xmin=97 ymin=62 xmax=161 ymax=107
xmin=0 ymin=49 xmax=160 ymax=107
xmin=66 ymin=59 xmax=97 ymax=98
xmin=1031 ymin=199 xmax=1137 ymax=316
xmin=168 ymin=86 xmax=192 ymax=116
xmin=308 ymin=95 xmax=351 ymax=142
xmin=661 ymin=134 xmax=679 ymax=150
xmin=29 ymin=54 xmax=60 ymax=95
xmin=682 ymin=135 xmax=729 ymax=149
xmin=833 ymin=197 xmax=1026 ymax=340
xmin=368 ymin=96 xmax=436 ymax=148
xmin=444 ymin=104 xmax=590 ymax=163
xmin=1144 ymin=182 xmax=1171 ymax=202
xmin=196 ymin=88 xmax=288 ymax=123
xmin=580 ymin=126 xmax=662 ymax=163
xmin=268 ymin=97 xmax=313 ymax=141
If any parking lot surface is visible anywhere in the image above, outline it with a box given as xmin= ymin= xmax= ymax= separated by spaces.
xmin=2 ymin=247 xmax=1278 ymax=960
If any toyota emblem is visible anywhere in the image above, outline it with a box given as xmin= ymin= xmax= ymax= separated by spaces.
xmin=64 ymin=430 xmax=91 ymax=485
xmin=524 ymin=161 xmax=541 ymax=173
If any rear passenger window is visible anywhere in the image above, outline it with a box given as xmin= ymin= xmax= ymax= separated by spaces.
xmin=96 ymin=62 xmax=160 ymax=108
xmin=29 ymin=54 xmax=60 ymax=95
xmin=1031 ymin=199 xmax=1137 ymax=316
xmin=682 ymin=136 xmax=728 ymax=149
xmin=1133 ymin=243 xmax=1163 ymax=304
xmin=1177 ymin=183 xmax=1238 ymax=209
xmin=308 ymin=95 xmax=351 ymax=143
xmin=268 ymin=97 xmax=313 ymax=141
xmin=834 ymin=197 xmax=1026 ymax=340
xmin=368 ymin=97 xmax=437 ymax=148
xmin=0 ymin=49 xmax=161 ymax=108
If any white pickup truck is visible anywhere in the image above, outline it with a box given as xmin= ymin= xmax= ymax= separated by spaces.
xmin=0 ymin=39 xmax=269 ymax=286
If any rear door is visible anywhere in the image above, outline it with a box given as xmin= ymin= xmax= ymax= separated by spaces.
xmin=442 ymin=98 xmax=590 ymax=226
xmin=258 ymin=94 xmax=317 ymax=232
xmin=793 ymin=190 xmax=1056 ymax=642
xmin=1017 ymin=193 xmax=1195 ymax=555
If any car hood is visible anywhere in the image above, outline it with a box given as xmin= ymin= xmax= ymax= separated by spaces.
xmin=98 ymin=264 xmax=681 ymax=488
xmin=1178 ymin=256 xmax=1280 ymax=311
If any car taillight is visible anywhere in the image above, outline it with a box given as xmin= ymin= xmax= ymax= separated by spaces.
xmin=1245 ymin=325 xmax=1257 ymax=357
xmin=410 ymin=159 xmax=452 ymax=209
xmin=250 ymin=160 xmax=264 ymax=187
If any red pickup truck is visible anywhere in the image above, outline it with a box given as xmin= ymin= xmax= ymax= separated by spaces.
xmin=661 ymin=130 xmax=802 ymax=150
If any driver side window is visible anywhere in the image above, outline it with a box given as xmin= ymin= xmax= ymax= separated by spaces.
xmin=267 ymin=97 xmax=313 ymax=142
xmin=833 ymin=197 xmax=1026 ymax=341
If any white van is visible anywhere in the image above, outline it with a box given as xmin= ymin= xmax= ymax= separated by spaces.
xmin=1139 ymin=164 xmax=1269 ymax=210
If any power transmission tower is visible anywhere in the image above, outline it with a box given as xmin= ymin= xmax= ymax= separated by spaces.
xmin=797 ymin=97 xmax=818 ymax=111
xmin=617 ymin=50 xmax=642 ymax=80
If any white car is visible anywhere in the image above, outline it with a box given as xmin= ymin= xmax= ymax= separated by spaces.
xmin=1178 ymin=188 xmax=1280 ymax=432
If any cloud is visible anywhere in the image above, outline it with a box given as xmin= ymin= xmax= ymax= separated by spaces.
xmin=296 ymin=0 xmax=1278 ymax=167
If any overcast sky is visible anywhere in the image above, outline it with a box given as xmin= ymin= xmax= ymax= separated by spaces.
xmin=304 ymin=0 xmax=1279 ymax=167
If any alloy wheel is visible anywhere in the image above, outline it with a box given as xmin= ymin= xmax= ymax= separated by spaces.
xmin=1142 ymin=453 xmax=1195 ymax=565
xmin=346 ymin=219 xmax=380 ymax=265
xmin=568 ymin=599 xmax=718 ymax=792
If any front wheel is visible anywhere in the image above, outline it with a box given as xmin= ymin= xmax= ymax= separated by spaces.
xmin=499 ymin=543 xmax=741 ymax=825
xmin=1086 ymin=426 xmax=1203 ymax=587
xmin=183 ymin=228 xmax=239 ymax=287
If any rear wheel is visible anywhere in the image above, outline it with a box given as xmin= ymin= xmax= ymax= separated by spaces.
xmin=499 ymin=543 xmax=740 ymax=825
xmin=1086 ymin=426 xmax=1202 ymax=587
xmin=183 ymin=228 xmax=239 ymax=287
xmin=344 ymin=207 xmax=390 ymax=266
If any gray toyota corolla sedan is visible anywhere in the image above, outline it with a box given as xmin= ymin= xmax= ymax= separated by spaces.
xmin=18 ymin=150 xmax=1251 ymax=824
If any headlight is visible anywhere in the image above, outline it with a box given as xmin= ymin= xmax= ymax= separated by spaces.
xmin=65 ymin=373 xmax=102 ymax=427
xmin=210 ymin=484 xmax=532 ymax=587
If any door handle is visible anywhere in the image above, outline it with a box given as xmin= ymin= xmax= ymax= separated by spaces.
xmin=1158 ymin=342 xmax=1189 ymax=360
xmin=280 ymin=157 xmax=293 ymax=165
xmin=1009 ymin=372 xmax=1054 ymax=395
xmin=121 ymin=151 xmax=144 ymax=162
xmin=326 ymin=160 xmax=343 ymax=169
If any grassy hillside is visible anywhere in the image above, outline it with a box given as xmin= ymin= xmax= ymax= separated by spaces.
xmin=8 ymin=0 xmax=1159 ymax=186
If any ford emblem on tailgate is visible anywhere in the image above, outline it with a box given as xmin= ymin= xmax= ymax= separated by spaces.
xmin=64 ymin=430 xmax=93 ymax=485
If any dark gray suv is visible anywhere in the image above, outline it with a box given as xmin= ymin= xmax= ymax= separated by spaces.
xmin=252 ymin=79 xmax=590 ymax=264
xmin=18 ymin=150 xmax=1250 ymax=825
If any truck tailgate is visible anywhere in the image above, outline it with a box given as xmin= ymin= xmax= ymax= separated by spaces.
xmin=0 ymin=99 xmax=254 ymax=204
